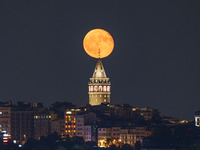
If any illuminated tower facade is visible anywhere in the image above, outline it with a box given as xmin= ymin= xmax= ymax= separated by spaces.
xmin=88 ymin=59 xmax=111 ymax=106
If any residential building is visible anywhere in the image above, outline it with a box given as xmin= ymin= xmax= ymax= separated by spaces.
xmin=120 ymin=127 xmax=151 ymax=147
xmin=112 ymin=127 xmax=121 ymax=139
xmin=11 ymin=110 xmax=35 ymax=144
xmin=0 ymin=103 xmax=12 ymax=137
xmin=98 ymin=127 xmax=112 ymax=147
xmin=132 ymin=107 xmax=160 ymax=121
xmin=76 ymin=112 xmax=97 ymax=142
xmin=34 ymin=112 xmax=51 ymax=140
xmin=51 ymin=119 xmax=65 ymax=137
xmin=76 ymin=115 xmax=84 ymax=137
xmin=83 ymin=125 xmax=92 ymax=142
xmin=64 ymin=109 xmax=81 ymax=137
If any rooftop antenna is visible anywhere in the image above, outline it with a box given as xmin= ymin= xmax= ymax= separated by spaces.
xmin=98 ymin=48 xmax=100 ymax=59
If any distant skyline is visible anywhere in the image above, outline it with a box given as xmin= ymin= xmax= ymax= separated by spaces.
xmin=0 ymin=1 xmax=200 ymax=120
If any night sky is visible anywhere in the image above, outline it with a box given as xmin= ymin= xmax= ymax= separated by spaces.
xmin=0 ymin=1 xmax=200 ymax=120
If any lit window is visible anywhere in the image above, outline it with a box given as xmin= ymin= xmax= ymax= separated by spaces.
xmin=107 ymin=86 xmax=110 ymax=91
xmin=99 ymin=86 xmax=102 ymax=91
xmin=0 ymin=112 xmax=2 ymax=115
xmin=66 ymin=111 xmax=72 ymax=114
xmin=89 ymin=86 xmax=91 ymax=92
xmin=103 ymin=86 xmax=107 ymax=91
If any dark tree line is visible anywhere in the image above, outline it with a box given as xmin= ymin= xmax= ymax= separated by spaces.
xmin=22 ymin=133 xmax=134 ymax=150
xmin=143 ymin=124 xmax=200 ymax=149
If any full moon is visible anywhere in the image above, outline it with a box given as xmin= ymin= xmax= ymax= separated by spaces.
xmin=83 ymin=29 xmax=114 ymax=58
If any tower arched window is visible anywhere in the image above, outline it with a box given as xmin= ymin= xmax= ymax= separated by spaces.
xmin=103 ymin=86 xmax=107 ymax=92
xmin=91 ymin=86 xmax=93 ymax=92
xmin=89 ymin=86 xmax=91 ymax=92
xmin=107 ymin=86 xmax=110 ymax=92
xmin=94 ymin=86 xmax=97 ymax=92
xmin=99 ymin=86 xmax=102 ymax=92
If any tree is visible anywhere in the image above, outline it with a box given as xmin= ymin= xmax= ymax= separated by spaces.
xmin=23 ymin=138 xmax=39 ymax=150
xmin=56 ymin=145 xmax=67 ymax=150
xmin=121 ymin=144 xmax=133 ymax=150
xmin=173 ymin=124 xmax=198 ymax=148
xmin=135 ymin=141 xmax=141 ymax=150
xmin=109 ymin=144 xmax=117 ymax=150
xmin=71 ymin=136 xmax=84 ymax=144
xmin=71 ymin=143 xmax=85 ymax=150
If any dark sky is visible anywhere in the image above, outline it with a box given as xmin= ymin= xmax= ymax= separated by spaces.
xmin=0 ymin=1 xmax=200 ymax=120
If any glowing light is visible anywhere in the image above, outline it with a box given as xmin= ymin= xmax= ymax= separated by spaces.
xmin=83 ymin=29 xmax=114 ymax=58
xmin=66 ymin=111 xmax=72 ymax=114
xmin=3 ymin=134 xmax=8 ymax=137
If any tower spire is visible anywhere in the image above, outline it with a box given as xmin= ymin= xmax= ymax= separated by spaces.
xmin=92 ymin=59 xmax=107 ymax=78
xmin=98 ymin=48 xmax=100 ymax=59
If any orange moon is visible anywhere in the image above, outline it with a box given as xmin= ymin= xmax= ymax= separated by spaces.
xmin=83 ymin=29 xmax=114 ymax=58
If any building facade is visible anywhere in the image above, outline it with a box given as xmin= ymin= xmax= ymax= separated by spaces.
xmin=0 ymin=106 xmax=11 ymax=137
xmin=51 ymin=119 xmax=65 ymax=137
xmin=75 ymin=112 xmax=97 ymax=142
xmin=83 ymin=125 xmax=92 ymax=142
xmin=64 ymin=109 xmax=81 ymax=137
xmin=132 ymin=107 xmax=160 ymax=121
xmin=11 ymin=110 xmax=35 ymax=144
xmin=98 ymin=127 xmax=112 ymax=147
xmin=120 ymin=127 xmax=151 ymax=147
xmin=34 ymin=113 xmax=51 ymax=140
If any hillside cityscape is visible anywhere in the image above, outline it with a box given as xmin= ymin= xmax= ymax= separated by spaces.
xmin=0 ymin=60 xmax=200 ymax=150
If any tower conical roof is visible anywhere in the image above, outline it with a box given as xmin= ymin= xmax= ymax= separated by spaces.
xmin=92 ymin=59 xmax=107 ymax=78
